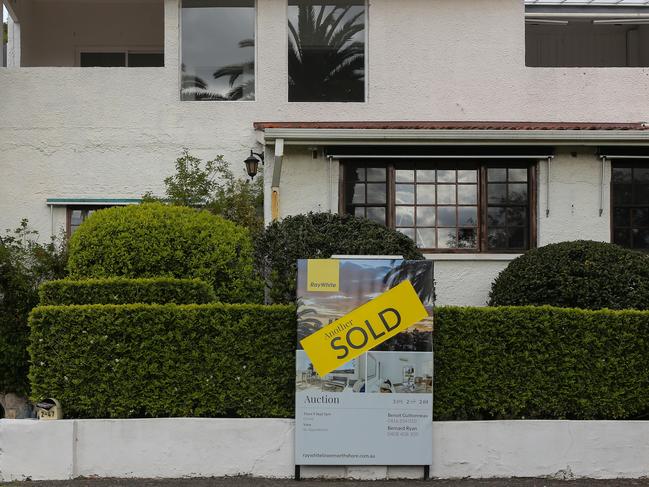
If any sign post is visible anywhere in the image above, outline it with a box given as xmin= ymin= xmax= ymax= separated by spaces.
xmin=295 ymin=258 xmax=434 ymax=479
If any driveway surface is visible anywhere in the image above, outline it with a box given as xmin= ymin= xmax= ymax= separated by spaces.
xmin=5 ymin=479 xmax=649 ymax=487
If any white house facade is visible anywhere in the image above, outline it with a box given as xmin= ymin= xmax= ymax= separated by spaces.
xmin=1 ymin=0 xmax=649 ymax=306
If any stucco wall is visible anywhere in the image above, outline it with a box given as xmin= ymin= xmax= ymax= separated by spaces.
xmin=2 ymin=419 xmax=649 ymax=481
xmin=0 ymin=0 xmax=648 ymax=306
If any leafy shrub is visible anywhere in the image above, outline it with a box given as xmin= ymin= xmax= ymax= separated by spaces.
xmin=1 ymin=221 xmax=67 ymax=395
xmin=144 ymin=149 xmax=264 ymax=234
xmin=29 ymin=303 xmax=295 ymax=418
xmin=489 ymin=240 xmax=649 ymax=310
xmin=39 ymin=278 xmax=215 ymax=306
xmin=29 ymin=303 xmax=649 ymax=420
xmin=434 ymin=306 xmax=649 ymax=420
xmin=255 ymin=212 xmax=424 ymax=304
xmin=67 ymin=203 xmax=263 ymax=304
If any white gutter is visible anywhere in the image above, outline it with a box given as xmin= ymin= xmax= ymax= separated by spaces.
xmin=259 ymin=128 xmax=649 ymax=146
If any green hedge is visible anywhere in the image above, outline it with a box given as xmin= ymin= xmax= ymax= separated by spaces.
xmin=29 ymin=304 xmax=649 ymax=420
xmin=39 ymin=278 xmax=216 ymax=306
xmin=29 ymin=303 xmax=295 ymax=418
xmin=434 ymin=306 xmax=649 ymax=420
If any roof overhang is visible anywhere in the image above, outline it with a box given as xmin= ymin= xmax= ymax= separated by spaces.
xmin=255 ymin=122 xmax=649 ymax=147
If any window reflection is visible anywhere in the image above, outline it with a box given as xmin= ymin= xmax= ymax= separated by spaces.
xmin=612 ymin=163 xmax=649 ymax=250
xmin=288 ymin=1 xmax=365 ymax=102
xmin=181 ymin=0 xmax=255 ymax=101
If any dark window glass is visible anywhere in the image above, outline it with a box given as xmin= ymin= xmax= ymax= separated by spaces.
xmin=344 ymin=163 xmax=387 ymax=225
xmin=288 ymin=1 xmax=365 ymax=102
xmin=128 ymin=53 xmax=164 ymax=67
xmin=612 ymin=162 xmax=649 ymax=250
xmin=181 ymin=0 xmax=255 ymax=101
xmin=486 ymin=167 xmax=530 ymax=251
xmin=342 ymin=161 xmax=534 ymax=252
xmin=80 ymin=52 xmax=126 ymax=67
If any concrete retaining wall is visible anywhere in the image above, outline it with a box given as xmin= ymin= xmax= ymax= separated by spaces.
xmin=2 ymin=419 xmax=649 ymax=481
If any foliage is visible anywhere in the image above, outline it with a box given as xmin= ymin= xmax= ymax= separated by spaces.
xmin=489 ymin=240 xmax=649 ymax=310
xmin=39 ymin=278 xmax=215 ymax=306
xmin=67 ymin=203 xmax=263 ymax=304
xmin=29 ymin=303 xmax=295 ymax=418
xmin=3 ymin=21 xmax=7 ymax=45
xmin=289 ymin=5 xmax=365 ymax=101
xmin=255 ymin=212 xmax=424 ymax=304
xmin=434 ymin=306 xmax=649 ymax=420
xmin=144 ymin=149 xmax=263 ymax=234
xmin=0 ymin=220 xmax=67 ymax=394
xmin=28 ymin=303 xmax=649 ymax=420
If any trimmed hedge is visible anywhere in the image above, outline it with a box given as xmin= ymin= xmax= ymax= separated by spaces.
xmin=434 ymin=306 xmax=649 ymax=420
xmin=29 ymin=304 xmax=649 ymax=420
xmin=67 ymin=203 xmax=263 ymax=304
xmin=489 ymin=240 xmax=649 ymax=310
xmin=29 ymin=303 xmax=295 ymax=418
xmin=39 ymin=278 xmax=216 ymax=306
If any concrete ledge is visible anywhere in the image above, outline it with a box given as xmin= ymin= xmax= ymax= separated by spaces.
xmin=2 ymin=419 xmax=649 ymax=481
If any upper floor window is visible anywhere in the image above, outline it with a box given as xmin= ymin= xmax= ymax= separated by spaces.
xmin=341 ymin=161 xmax=536 ymax=252
xmin=181 ymin=0 xmax=255 ymax=101
xmin=525 ymin=1 xmax=649 ymax=67
xmin=612 ymin=162 xmax=649 ymax=250
xmin=2 ymin=0 xmax=164 ymax=68
xmin=288 ymin=0 xmax=366 ymax=102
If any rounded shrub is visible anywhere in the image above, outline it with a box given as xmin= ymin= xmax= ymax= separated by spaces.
xmin=489 ymin=240 xmax=649 ymax=310
xmin=68 ymin=203 xmax=262 ymax=304
xmin=255 ymin=212 xmax=424 ymax=304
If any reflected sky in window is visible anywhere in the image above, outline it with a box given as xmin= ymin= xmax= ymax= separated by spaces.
xmin=181 ymin=1 xmax=255 ymax=101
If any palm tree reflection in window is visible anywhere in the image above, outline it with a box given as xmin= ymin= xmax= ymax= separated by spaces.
xmin=181 ymin=39 xmax=255 ymax=101
xmin=289 ymin=3 xmax=365 ymax=102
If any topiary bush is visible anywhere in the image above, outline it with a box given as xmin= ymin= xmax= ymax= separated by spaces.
xmin=67 ymin=203 xmax=263 ymax=304
xmin=255 ymin=212 xmax=424 ymax=304
xmin=489 ymin=240 xmax=649 ymax=310
xmin=39 ymin=278 xmax=216 ymax=306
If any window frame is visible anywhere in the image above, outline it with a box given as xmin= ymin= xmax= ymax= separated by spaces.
xmin=610 ymin=160 xmax=649 ymax=251
xmin=287 ymin=0 xmax=369 ymax=103
xmin=339 ymin=159 xmax=538 ymax=254
xmin=76 ymin=47 xmax=165 ymax=67
xmin=66 ymin=205 xmax=112 ymax=237
xmin=179 ymin=0 xmax=258 ymax=102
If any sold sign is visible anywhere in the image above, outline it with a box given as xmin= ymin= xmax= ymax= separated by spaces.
xmin=300 ymin=281 xmax=428 ymax=377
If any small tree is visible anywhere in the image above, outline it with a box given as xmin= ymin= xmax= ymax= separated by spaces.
xmin=145 ymin=149 xmax=263 ymax=234
xmin=0 ymin=220 xmax=67 ymax=396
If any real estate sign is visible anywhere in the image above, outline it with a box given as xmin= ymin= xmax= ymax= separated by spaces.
xmin=295 ymin=258 xmax=434 ymax=466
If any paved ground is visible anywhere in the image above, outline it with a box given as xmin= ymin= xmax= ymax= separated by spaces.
xmin=5 ymin=479 xmax=649 ymax=487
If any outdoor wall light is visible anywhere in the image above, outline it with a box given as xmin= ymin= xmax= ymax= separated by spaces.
xmin=244 ymin=150 xmax=264 ymax=180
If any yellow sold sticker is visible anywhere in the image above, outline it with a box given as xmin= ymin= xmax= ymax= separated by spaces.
xmin=300 ymin=280 xmax=428 ymax=377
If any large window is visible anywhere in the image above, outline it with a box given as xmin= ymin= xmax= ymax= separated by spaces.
xmin=288 ymin=0 xmax=365 ymax=102
xmin=612 ymin=162 xmax=649 ymax=250
xmin=341 ymin=161 xmax=536 ymax=252
xmin=181 ymin=0 xmax=255 ymax=101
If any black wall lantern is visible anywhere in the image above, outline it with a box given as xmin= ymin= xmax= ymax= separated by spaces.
xmin=244 ymin=150 xmax=264 ymax=180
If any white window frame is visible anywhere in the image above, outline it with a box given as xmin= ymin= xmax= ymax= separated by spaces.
xmin=75 ymin=46 xmax=164 ymax=67
xmin=286 ymin=0 xmax=369 ymax=103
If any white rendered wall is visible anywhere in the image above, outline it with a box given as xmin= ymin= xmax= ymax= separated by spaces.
xmin=2 ymin=419 xmax=649 ymax=481
xmin=1 ymin=0 xmax=648 ymax=306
